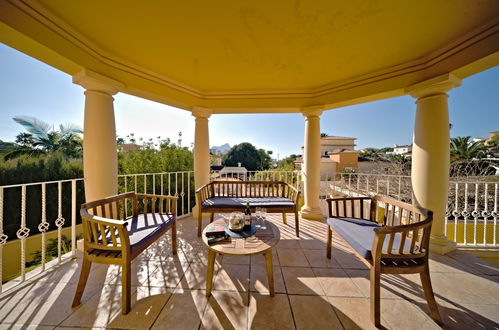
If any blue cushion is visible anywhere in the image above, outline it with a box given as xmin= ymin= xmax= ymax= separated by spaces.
xmin=102 ymin=213 xmax=175 ymax=256
xmin=202 ymin=197 xmax=295 ymax=210
xmin=327 ymin=217 xmax=411 ymax=260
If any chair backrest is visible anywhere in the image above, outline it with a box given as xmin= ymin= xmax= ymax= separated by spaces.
xmin=207 ymin=181 xmax=292 ymax=198
xmin=327 ymin=196 xmax=375 ymax=220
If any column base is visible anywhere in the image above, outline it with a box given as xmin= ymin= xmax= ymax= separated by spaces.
xmin=429 ymin=234 xmax=457 ymax=255
xmin=300 ymin=206 xmax=324 ymax=221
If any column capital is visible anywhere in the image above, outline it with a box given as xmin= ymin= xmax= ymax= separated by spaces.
xmin=192 ymin=106 xmax=212 ymax=119
xmin=73 ymin=69 xmax=124 ymax=95
xmin=405 ymin=73 xmax=461 ymax=99
xmin=302 ymin=105 xmax=325 ymax=118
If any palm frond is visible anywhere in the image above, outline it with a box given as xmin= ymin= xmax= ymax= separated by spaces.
xmin=59 ymin=123 xmax=82 ymax=138
xmin=13 ymin=116 xmax=50 ymax=140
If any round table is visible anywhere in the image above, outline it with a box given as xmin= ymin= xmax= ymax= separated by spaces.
xmin=202 ymin=218 xmax=280 ymax=297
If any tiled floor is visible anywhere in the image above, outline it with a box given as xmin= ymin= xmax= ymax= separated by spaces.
xmin=0 ymin=214 xmax=498 ymax=329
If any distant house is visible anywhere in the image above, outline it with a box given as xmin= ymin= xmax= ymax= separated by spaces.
xmin=219 ymin=163 xmax=248 ymax=180
xmin=296 ymin=136 xmax=359 ymax=178
xmin=391 ymin=144 xmax=412 ymax=155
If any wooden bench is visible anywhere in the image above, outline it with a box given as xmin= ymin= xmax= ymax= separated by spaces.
xmin=196 ymin=180 xmax=300 ymax=237
xmin=72 ymin=192 xmax=177 ymax=314
xmin=326 ymin=195 xmax=442 ymax=327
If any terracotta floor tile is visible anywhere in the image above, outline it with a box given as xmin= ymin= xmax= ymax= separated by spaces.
xmin=0 ymin=281 xmax=101 ymax=327
xmin=248 ymin=293 xmax=295 ymax=330
xmin=303 ymin=249 xmax=341 ymax=268
xmin=152 ymin=288 xmax=207 ymax=329
xmin=313 ymin=268 xmax=363 ymax=297
xmin=213 ymin=264 xmax=250 ymax=292
xmin=281 ymin=267 xmax=324 ymax=296
xmin=328 ymin=296 xmax=381 ymax=330
xmin=147 ymin=259 xmax=189 ymax=288
xmin=61 ymin=284 xmax=128 ymax=327
xmin=250 ymin=251 xmax=280 ymax=266
xmin=289 ymin=295 xmax=342 ymax=330
xmin=381 ymin=299 xmax=440 ymax=330
xmin=277 ymin=249 xmax=310 ymax=267
xmin=201 ymin=290 xmax=248 ymax=330
xmin=250 ymin=265 xmax=286 ymax=294
xmin=107 ymin=287 xmax=172 ymax=329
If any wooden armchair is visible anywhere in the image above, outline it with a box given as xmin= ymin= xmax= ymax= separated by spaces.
xmin=72 ymin=192 xmax=177 ymax=314
xmin=326 ymin=195 xmax=442 ymax=327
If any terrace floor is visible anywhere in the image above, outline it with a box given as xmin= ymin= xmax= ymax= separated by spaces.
xmin=0 ymin=215 xmax=498 ymax=329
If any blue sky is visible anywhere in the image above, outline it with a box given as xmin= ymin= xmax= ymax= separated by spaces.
xmin=0 ymin=43 xmax=497 ymax=158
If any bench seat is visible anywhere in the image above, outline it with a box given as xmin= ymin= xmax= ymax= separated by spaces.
xmin=327 ymin=217 xmax=411 ymax=260
xmin=202 ymin=197 xmax=295 ymax=210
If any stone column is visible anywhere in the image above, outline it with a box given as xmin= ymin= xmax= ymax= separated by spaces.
xmin=406 ymin=74 xmax=461 ymax=254
xmin=73 ymin=70 xmax=124 ymax=202
xmin=192 ymin=106 xmax=212 ymax=217
xmin=300 ymin=107 xmax=324 ymax=221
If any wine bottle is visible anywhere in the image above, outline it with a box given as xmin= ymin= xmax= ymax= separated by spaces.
xmin=244 ymin=202 xmax=251 ymax=229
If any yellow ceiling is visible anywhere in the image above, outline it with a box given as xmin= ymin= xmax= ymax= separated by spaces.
xmin=40 ymin=0 xmax=498 ymax=92
xmin=1 ymin=0 xmax=499 ymax=111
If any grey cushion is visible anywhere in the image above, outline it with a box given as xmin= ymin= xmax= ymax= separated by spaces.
xmin=202 ymin=197 xmax=295 ymax=210
xmin=327 ymin=217 xmax=411 ymax=260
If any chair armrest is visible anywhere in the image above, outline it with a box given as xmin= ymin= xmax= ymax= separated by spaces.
xmin=80 ymin=210 xmax=130 ymax=252
xmin=371 ymin=216 xmax=433 ymax=259
xmin=285 ymin=183 xmax=300 ymax=203
xmin=135 ymin=193 xmax=178 ymax=201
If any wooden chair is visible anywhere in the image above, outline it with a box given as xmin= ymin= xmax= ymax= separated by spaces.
xmin=326 ymin=195 xmax=442 ymax=327
xmin=72 ymin=192 xmax=177 ymax=314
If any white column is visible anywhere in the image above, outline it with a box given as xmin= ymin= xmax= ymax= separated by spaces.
xmin=192 ymin=106 xmax=212 ymax=217
xmin=73 ymin=70 xmax=124 ymax=202
xmin=300 ymin=107 xmax=324 ymax=221
xmin=406 ymin=74 xmax=461 ymax=254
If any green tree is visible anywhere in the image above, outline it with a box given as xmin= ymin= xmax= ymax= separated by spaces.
xmin=359 ymin=147 xmax=383 ymax=160
xmin=320 ymin=133 xmax=329 ymax=138
xmin=257 ymin=149 xmax=273 ymax=170
xmin=450 ymin=136 xmax=487 ymax=162
xmin=223 ymin=142 xmax=263 ymax=171
xmin=276 ymin=154 xmax=298 ymax=171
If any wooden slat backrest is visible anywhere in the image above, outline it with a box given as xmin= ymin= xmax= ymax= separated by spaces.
xmin=327 ymin=197 xmax=373 ymax=220
xmin=372 ymin=195 xmax=433 ymax=259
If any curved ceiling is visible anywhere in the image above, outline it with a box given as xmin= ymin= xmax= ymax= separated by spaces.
xmin=1 ymin=0 xmax=499 ymax=112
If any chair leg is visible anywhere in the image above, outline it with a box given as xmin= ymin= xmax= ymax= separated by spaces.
xmin=282 ymin=213 xmax=287 ymax=224
xmin=210 ymin=213 xmax=214 ymax=223
xmin=326 ymin=227 xmax=332 ymax=259
xmin=122 ymin=260 xmax=131 ymax=314
xmin=72 ymin=258 xmax=92 ymax=308
xmin=197 ymin=210 xmax=202 ymax=237
xmin=420 ymin=265 xmax=442 ymax=325
xmin=294 ymin=211 xmax=300 ymax=237
xmin=370 ymin=266 xmax=381 ymax=327
xmin=171 ymin=221 xmax=177 ymax=255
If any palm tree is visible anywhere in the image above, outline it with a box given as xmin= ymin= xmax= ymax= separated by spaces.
xmin=4 ymin=116 xmax=82 ymax=160
xmin=450 ymin=136 xmax=487 ymax=162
